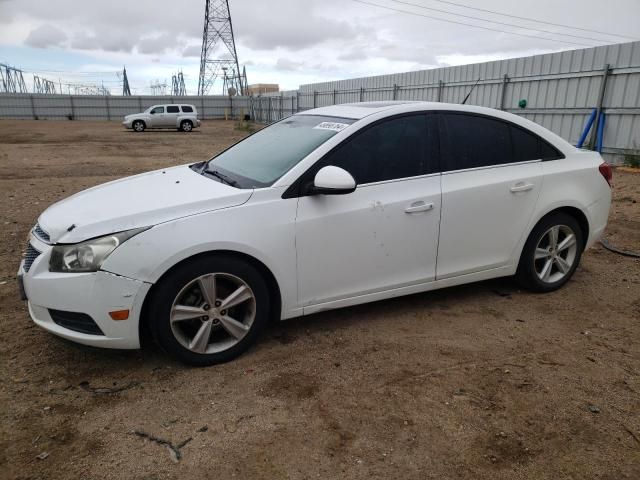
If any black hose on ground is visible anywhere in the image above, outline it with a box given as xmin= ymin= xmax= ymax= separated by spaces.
xmin=600 ymin=238 xmax=640 ymax=258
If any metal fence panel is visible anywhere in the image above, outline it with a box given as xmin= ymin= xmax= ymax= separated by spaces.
xmin=0 ymin=94 xmax=251 ymax=121
xmin=250 ymin=41 xmax=640 ymax=163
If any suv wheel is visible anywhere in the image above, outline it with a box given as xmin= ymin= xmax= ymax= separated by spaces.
xmin=132 ymin=120 xmax=145 ymax=132
xmin=516 ymin=212 xmax=584 ymax=292
xmin=180 ymin=120 xmax=193 ymax=132
xmin=149 ymin=256 xmax=270 ymax=366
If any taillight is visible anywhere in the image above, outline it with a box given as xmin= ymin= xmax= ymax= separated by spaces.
xmin=599 ymin=162 xmax=613 ymax=187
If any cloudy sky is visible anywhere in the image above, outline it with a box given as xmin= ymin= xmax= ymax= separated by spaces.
xmin=0 ymin=0 xmax=638 ymax=94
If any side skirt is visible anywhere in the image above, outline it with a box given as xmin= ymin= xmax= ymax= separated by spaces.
xmin=299 ymin=265 xmax=515 ymax=316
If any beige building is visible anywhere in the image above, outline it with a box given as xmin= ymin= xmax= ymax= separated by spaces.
xmin=247 ymin=83 xmax=279 ymax=95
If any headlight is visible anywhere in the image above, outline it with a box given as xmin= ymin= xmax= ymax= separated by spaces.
xmin=49 ymin=227 xmax=148 ymax=273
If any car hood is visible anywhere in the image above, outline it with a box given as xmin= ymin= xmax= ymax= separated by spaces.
xmin=38 ymin=165 xmax=253 ymax=244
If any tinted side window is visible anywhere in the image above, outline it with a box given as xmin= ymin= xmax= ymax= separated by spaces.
xmin=150 ymin=106 xmax=164 ymax=114
xmin=511 ymin=125 xmax=540 ymax=162
xmin=540 ymin=139 xmax=563 ymax=160
xmin=167 ymin=105 xmax=180 ymax=113
xmin=181 ymin=105 xmax=193 ymax=113
xmin=441 ymin=113 xmax=511 ymax=170
xmin=511 ymin=125 xmax=565 ymax=161
xmin=321 ymin=114 xmax=435 ymax=185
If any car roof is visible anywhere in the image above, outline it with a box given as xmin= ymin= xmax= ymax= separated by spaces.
xmin=296 ymin=101 xmax=576 ymax=153
xmin=303 ymin=101 xmax=421 ymax=119
xmin=155 ymin=104 xmax=196 ymax=107
xmin=299 ymin=101 xmax=539 ymax=120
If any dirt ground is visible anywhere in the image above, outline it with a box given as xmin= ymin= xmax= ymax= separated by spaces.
xmin=0 ymin=120 xmax=639 ymax=480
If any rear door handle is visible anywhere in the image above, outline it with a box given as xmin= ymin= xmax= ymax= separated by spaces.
xmin=405 ymin=201 xmax=434 ymax=213
xmin=510 ymin=183 xmax=534 ymax=193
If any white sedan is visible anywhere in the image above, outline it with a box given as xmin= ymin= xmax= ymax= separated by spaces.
xmin=19 ymin=102 xmax=612 ymax=365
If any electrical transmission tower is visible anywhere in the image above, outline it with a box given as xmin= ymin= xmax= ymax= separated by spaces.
xmin=0 ymin=63 xmax=28 ymax=93
xmin=121 ymin=66 xmax=131 ymax=96
xmin=171 ymin=71 xmax=187 ymax=96
xmin=197 ymin=0 xmax=247 ymax=96
xmin=33 ymin=75 xmax=57 ymax=94
xmin=150 ymin=80 xmax=168 ymax=95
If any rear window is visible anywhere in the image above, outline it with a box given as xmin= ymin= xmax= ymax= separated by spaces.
xmin=167 ymin=106 xmax=179 ymax=113
xmin=181 ymin=105 xmax=194 ymax=113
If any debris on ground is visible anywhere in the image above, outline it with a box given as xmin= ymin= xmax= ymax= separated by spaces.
xmin=133 ymin=430 xmax=192 ymax=463
xmin=79 ymin=381 xmax=139 ymax=395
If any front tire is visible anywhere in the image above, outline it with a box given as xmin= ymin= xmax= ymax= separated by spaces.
xmin=149 ymin=256 xmax=270 ymax=366
xmin=180 ymin=120 xmax=193 ymax=132
xmin=516 ymin=212 xmax=584 ymax=292
xmin=132 ymin=120 xmax=145 ymax=132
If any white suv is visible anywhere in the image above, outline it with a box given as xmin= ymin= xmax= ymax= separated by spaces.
xmin=20 ymin=102 xmax=611 ymax=366
xmin=122 ymin=104 xmax=201 ymax=132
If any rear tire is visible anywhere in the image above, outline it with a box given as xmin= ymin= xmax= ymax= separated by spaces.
xmin=516 ymin=212 xmax=584 ymax=292
xmin=149 ymin=256 xmax=270 ymax=366
xmin=180 ymin=120 xmax=193 ymax=132
xmin=132 ymin=120 xmax=145 ymax=132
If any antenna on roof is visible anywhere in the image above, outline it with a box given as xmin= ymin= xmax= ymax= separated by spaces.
xmin=461 ymin=78 xmax=481 ymax=105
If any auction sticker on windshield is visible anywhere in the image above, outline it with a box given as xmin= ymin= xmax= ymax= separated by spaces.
xmin=313 ymin=122 xmax=350 ymax=132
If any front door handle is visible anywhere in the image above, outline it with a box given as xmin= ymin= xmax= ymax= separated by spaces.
xmin=510 ymin=183 xmax=535 ymax=193
xmin=405 ymin=201 xmax=434 ymax=213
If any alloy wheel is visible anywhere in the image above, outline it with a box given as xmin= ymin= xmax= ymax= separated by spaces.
xmin=534 ymin=224 xmax=578 ymax=284
xmin=170 ymin=273 xmax=256 ymax=354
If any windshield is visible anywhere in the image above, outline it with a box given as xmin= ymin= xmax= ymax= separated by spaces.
xmin=204 ymin=115 xmax=355 ymax=188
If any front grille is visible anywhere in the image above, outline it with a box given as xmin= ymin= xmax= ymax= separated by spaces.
xmin=23 ymin=243 xmax=41 ymax=272
xmin=49 ymin=309 xmax=105 ymax=336
xmin=33 ymin=224 xmax=50 ymax=243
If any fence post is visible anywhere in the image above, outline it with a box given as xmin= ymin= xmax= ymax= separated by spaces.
xmin=291 ymin=95 xmax=295 ymax=115
xmin=332 ymin=89 xmax=337 ymax=105
xmin=313 ymin=90 xmax=317 ymax=108
xmin=280 ymin=93 xmax=284 ymax=119
xmin=105 ymin=95 xmax=111 ymax=120
xmin=69 ymin=95 xmax=75 ymax=119
xmin=29 ymin=95 xmax=36 ymax=119
xmin=359 ymin=87 xmax=364 ymax=102
xmin=393 ymin=84 xmax=398 ymax=100
xmin=138 ymin=96 xmax=143 ymax=111
xmin=437 ymin=80 xmax=444 ymax=102
xmin=499 ymin=74 xmax=509 ymax=111
xmin=589 ymin=63 xmax=611 ymax=151
xmin=268 ymin=97 xmax=272 ymax=122
xmin=296 ymin=91 xmax=300 ymax=112
xmin=229 ymin=95 xmax=233 ymax=120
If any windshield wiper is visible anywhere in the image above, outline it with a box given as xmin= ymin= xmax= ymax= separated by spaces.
xmin=204 ymin=168 xmax=238 ymax=187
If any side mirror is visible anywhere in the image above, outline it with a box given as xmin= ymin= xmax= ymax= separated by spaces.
xmin=311 ymin=166 xmax=356 ymax=195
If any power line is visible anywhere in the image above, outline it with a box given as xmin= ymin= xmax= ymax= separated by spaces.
xmin=389 ymin=0 xmax=608 ymax=44
xmin=351 ymin=0 xmax=597 ymax=47
xmin=423 ymin=0 xmax=638 ymax=40
xmin=8 ymin=67 xmax=121 ymax=75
